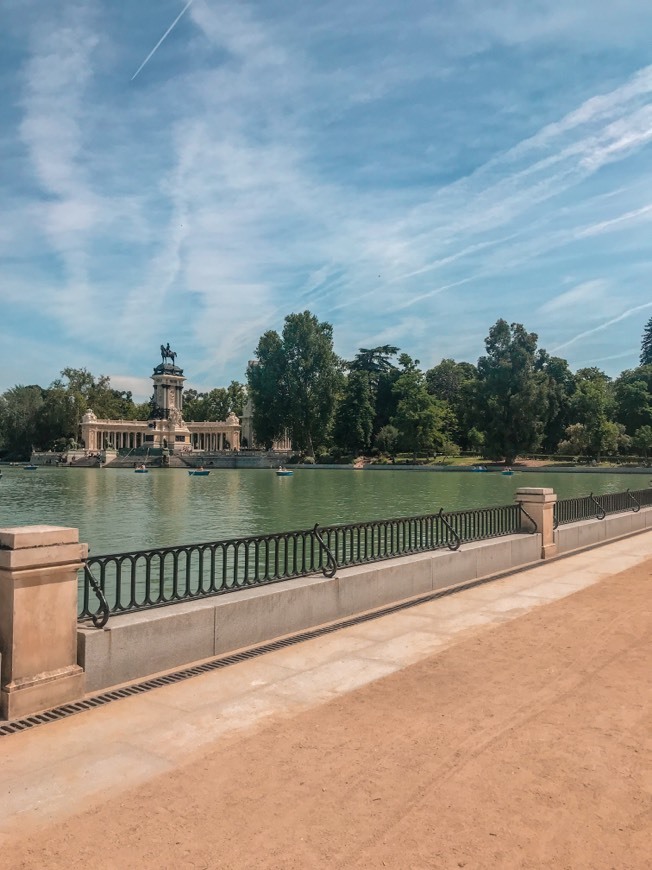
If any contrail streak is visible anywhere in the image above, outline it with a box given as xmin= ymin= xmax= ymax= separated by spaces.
xmin=131 ymin=0 xmax=194 ymax=81
xmin=551 ymin=301 xmax=652 ymax=354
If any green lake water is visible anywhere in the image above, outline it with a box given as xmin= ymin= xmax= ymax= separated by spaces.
xmin=1 ymin=466 xmax=650 ymax=556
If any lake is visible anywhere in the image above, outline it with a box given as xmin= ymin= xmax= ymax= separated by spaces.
xmin=1 ymin=466 xmax=649 ymax=555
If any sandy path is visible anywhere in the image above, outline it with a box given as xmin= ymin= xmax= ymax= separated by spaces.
xmin=4 ymin=560 xmax=651 ymax=869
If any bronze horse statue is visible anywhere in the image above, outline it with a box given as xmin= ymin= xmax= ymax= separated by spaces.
xmin=160 ymin=343 xmax=177 ymax=365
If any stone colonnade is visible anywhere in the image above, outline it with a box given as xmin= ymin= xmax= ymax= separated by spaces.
xmin=81 ymin=418 xmax=241 ymax=453
xmin=191 ymin=431 xmax=230 ymax=451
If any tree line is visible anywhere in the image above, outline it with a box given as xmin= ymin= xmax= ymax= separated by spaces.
xmin=247 ymin=312 xmax=652 ymax=464
xmin=2 ymin=314 xmax=651 ymax=463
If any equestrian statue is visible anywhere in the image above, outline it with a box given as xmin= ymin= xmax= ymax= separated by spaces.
xmin=160 ymin=343 xmax=177 ymax=365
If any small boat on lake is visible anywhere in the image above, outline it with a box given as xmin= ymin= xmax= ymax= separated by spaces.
xmin=501 ymin=468 xmax=514 ymax=476
xmin=276 ymin=467 xmax=293 ymax=477
xmin=24 ymin=464 xmax=38 ymax=470
xmin=472 ymin=465 xmax=488 ymax=472
xmin=189 ymin=469 xmax=210 ymax=476
xmin=134 ymin=465 xmax=148 ymax=474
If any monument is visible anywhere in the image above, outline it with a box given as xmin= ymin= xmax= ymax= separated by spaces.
xmin=80 ymin=345 xmax=241 ymax=455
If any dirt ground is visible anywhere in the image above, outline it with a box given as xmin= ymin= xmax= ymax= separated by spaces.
xmin=4 ymin=561 xmax=651 ymax=869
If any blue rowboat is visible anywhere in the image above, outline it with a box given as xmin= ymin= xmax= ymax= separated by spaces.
xmin=189 ymin=470 xmax=210 ymax=476
xmin=24 ymin=465 xmax=38 ymax=470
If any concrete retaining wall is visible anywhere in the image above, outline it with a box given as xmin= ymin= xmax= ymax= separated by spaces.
xmin=77 ymin=502 xmax=652 ymax=694
xmin=78 ymin=532 xmax=541 ymax=693
xmin=554 ymin=504 xmax=652 ymax=554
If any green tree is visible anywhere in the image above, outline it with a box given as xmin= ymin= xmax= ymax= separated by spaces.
xmin=348 ymin=345 xmax=399 ymax=382
xmin=391 ymin=354 xmax=449 ymax=460
xmin=0 ymin=385 xmax=45 ymax=459
xmin=535 ymin=352 xmax=576 ymax=452
xmin=633 ymin=425 xmax=652 ymax=458
xmin=375 ymin=424 xmax=399 ymax=457
xmin=641 ymin=315 xmax=652 ymax=366
xmin=247 ymin=332 xmax=287 ymax=449
xmin=35 ymin=382 xmax=80 ymax=449
xmin=475 ymin=320 xmax=548 ymax=463
xmin=566 ymin=370 xmax=616 ymax=460
xmin=333 ymin=371 xmax=375 ymax=453
xmin=425 ymin=358 xmax=478 ymax=450
xmin=348 ymin=345 xmax=400 ymax=440
xmin=248 ymin=312 xmax=342 ymax=455
xmin=613 ymin=366 xmax=652 ymax=435
xmin=557 ymin=423 xmax=590 ymax=456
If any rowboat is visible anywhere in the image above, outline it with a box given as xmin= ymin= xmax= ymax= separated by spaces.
xmin=276 ymin=468 xmax=293 ymax=477
xmin=189 ymin=470 xmax=210 ymax=476
xmin=134 ymin=466 xmax=148 ymax=474
xmin=501 ymin=469 xmax=514 ymax=476
xmin=24 ymin=465 xmax=38 ymax=470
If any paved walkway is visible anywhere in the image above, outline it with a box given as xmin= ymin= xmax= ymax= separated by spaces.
xmin=1 ymin=532 xmax=651 ymax=844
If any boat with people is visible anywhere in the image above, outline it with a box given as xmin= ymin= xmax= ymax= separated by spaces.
xmin=276 ymin=467 xmax=293 ymax=477
xmin=134 ymin=464 xmax=149 ymax=474
xmin=501 ymin=468 xmax=514 ymax=476
xmin=189 ymin=467 xmax=210 ymax=476
xmin=23 ymin=464 xmax=38 ymax=471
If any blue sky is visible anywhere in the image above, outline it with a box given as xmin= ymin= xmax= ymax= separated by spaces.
xmin=3 ymin=0 xmax=652 ymax=399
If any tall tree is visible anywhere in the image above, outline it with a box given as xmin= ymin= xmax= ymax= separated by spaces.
xmin=333 ymin=371 xmax=375 ymax=454
xmin=641 ymin=315 xmax=652 ymax=366
xmin=248 ymin=311 xmax=342 ymax=455
xmin=566 ymin=369 xmax=616 ymax=459
xmin=535 ymin=351 xmax=576 ymax=452
xmin=348 ymin=345 xmax=400 ymax=440
xmin=247 ymin=332 xmax=286 ymax=449
xmin=425 ymin=359 xmax=478 ymax=450
xmin=613 ymin=365 xmax=652 ymax=435
xmin=391 ymin=354 xmax=449 ymax=460
xmin=0 ymin=385 xmax=45 ymax=459
xmin=475 ymin=319 xmax=548 ymax=463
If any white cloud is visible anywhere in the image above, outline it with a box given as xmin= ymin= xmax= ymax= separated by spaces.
xmin=538 ymin=280 xmax=610 ymax=316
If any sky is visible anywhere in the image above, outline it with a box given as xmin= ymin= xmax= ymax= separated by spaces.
xmin=2 ymin=0 xmax=652 ymax=400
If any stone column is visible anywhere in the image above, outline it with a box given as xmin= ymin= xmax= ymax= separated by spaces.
xmin=515 ymin=487 xmax=557 ymax=559
xmin=0 ymin=526 xmax=87 ymax=719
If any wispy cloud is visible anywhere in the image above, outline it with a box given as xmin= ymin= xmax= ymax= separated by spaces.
xmin=538 ymin=280 xmax=610 ymax=316
xmin=3 ymin=0 xmax=652 ymax=390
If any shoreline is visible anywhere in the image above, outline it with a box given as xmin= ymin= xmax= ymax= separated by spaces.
xmin=295 ymin=463 xmax=652 ymax=474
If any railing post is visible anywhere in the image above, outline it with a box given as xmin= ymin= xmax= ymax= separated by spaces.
xmin=515 ymin=488 xmax=557 ymax=559
xmin=0 ymin=525 xmax=87 ymax=719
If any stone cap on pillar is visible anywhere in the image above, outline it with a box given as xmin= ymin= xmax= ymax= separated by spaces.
xmin=515 ymin=487 xmax=557 ymax=504
xmin=0 ymin=526 xmax=86 ymax=572
xmin=0 ymin=525 xmax=79 ymax=550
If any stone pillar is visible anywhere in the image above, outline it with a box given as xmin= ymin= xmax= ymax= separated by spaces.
xmin=0 ymin=526 xmax=87 ymax=719
xmin=515 ymin=487 xmax=557 ymax=559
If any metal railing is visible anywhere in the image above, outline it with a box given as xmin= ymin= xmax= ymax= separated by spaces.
xmin=79 ymin=502 xmax=530 ymax=623
xmin=553 ymin=487 xmax=652 ymax=528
